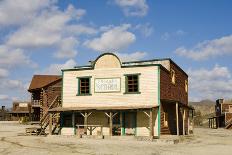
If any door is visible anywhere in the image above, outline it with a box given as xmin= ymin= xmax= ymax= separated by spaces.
xmin=124 ymin=112 xmax=136 ymax=135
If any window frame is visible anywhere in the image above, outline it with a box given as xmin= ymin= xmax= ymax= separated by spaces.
xmin=185 ymin=80 xmax=188 ymax=93
xmin=76 ymin=76 xmax=92 ymax=96
xmin=170 ymin=69 xmax=176 ymax=85
xmin=124 ymin=73 xmax=141 ymax=94
xmin=164 ymin=111 xmax=168 ymax=127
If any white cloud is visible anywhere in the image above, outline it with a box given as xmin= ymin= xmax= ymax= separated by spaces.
xmin=175 ymin=34 xmax=232 ymax=60
xmin=39 ymin=59 xmax=77 ymax=75
xmin=134 ymin=23 xmax=153 ymax=37
xmin=114 ymin=0 xmax=148 ymax=17
xmin=66 ymin=24 xmax=97 ymax=36
xmin=0 ymin=45 xmax=36 ymax=68
xmin=188 ymin=65 xmax=232 ymax=101
xmin=0 ymin=0 xmax=54 ymax=26
xmin=6 ymin=4 xmax=84 ymax=48
xmin=116 ymin=51 xmax=147 ymax=61
xmin=0 ymin=68 xmax=9 ymax=78
xmin=0 ymin=94 xmax=9 ymax=101
xmin=54 ymin=37 xmax=78 ymax=59
xmin=161 ymin=30 xmax=186 ymax=41
xmin=84 ymin=24 xmax=136 ymax=52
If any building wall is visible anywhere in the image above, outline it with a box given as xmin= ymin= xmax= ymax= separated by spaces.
xmin=160 ymin=62 xmax=188 ymax=105
xmin=222 ymin=103 xmax=232 ymax=113
xmin=63 ymin=66 xmax=159 ymax=108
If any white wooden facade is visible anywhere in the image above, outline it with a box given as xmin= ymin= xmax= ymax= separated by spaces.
xmin=61 ymin=53 xmax=163 ymax=137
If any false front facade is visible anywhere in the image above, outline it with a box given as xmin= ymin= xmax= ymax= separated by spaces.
xmin=49 ymin=53 xmax=193 ymax=138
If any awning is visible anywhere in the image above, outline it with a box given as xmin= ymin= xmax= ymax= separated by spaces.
xmin=48 ymin=105 xmax=159 ymax=112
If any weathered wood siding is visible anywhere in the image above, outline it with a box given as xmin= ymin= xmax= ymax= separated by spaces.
xmin=160 ymin=62 xmax=188 ymax=105
xmin=63 ymin=66 xmax=159 ymax=108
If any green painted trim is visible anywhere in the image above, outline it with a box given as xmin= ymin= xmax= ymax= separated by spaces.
xmin=61 ymin=71 xmax=64 ymax=107
xmin=76 ymin=76 xmax=92 ymax=79
xmin=62 ymin=64 xmax=163 ymax=72
xmin=60 ymin=112 xmax=63 ymax=127
xmin=76 ymin=94 xmax=92 ymax=96
xmin=157 ymin=69 xmax=161 ymax=136
xmin=124 ymin=74 xmax=141 ymax=94
xmin=123 ymin=73 xmax=141 ymax=76
xmin=94 ymin=77 xmax=121 ymax=93
xmin=122 ymin=112 xmax=125 ymax=135
xmin=123 ymin=92 xmax=141 ymax=94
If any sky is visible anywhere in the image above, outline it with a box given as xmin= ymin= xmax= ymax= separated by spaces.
xmin=1 ymin=0 xmax=232 ymax=107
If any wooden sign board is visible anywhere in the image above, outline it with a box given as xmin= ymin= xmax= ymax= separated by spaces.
xmin=95 ymin=78 xmax=121 ymax=93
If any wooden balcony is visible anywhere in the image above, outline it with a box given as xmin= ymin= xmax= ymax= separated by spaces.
xmin=31 ymin=100 xmax=41 ymax=107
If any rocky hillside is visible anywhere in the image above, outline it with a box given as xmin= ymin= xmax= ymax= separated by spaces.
xmin=189 ymin=100 xmax=215 ymax=127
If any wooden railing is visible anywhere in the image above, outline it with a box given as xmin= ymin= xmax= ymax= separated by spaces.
xmin=225 ymin=118 xmax=232 ymax=129
xmin=38 ymin=96 xmax=61 ymax=135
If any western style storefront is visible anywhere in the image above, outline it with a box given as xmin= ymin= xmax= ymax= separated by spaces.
xmin=48 ymin=53 xmax=193 ymax=138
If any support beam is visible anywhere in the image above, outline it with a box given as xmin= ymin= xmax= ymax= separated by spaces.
xmin=72 ymin=112 xmax=75 ymax=135
xmin=149 ymin=108 xmax=153 ymax=137
xmin=176 ymin=103 xmax=179 ymax=136
xmin=120 ymin=112 xmax=123 ymax=136
xmin=84 ymin=112 xmax=88 ymax=134
xmin=183 ymin=108 xmax=185 ymax=135
xmin=109 ymin=112 xmax=113 ymax=136
xmin=49 ymin=113 xmax=52 ymax=135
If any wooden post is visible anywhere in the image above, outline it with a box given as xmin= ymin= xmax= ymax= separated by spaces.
xmin=209 ymin=119 xmax=210 ymax=128
xmin=72 ymin=112 xmax=75 ymax=135
xmin=120 ymin=112 xmax=123 ymax=136
xmin=49 ymin=113 xmax=52 ymax=135
xmin=109 ymin=112 xmax=113 ymax=136
xmin=149 ymin=108 xmax=153 ymax=137
xmin=188 ymin=115 xmax=190 ymax=134
xmin=183 ymin=108 xmax=185 ymax=135
xmin=84 ymin=112 xmax=88 ymax=135
xmin=176 ymin=103 xmax=179 ymax=136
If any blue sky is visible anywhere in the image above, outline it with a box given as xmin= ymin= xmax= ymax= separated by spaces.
xmin=1 ymin=0 xmax=232 ymax=107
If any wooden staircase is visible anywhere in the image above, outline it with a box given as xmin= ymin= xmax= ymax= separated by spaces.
xmin=225 ymin=118 xmax=232 ymax=129
xmin=38 ymin=96 xmax=61 ymax=135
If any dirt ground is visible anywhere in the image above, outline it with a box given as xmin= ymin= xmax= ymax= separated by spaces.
xmin=0 ymin=121 xmax=232 ymax=155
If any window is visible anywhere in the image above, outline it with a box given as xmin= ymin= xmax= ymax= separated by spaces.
xmin=125 ymin=74 xmax=140 ymax=94
xmin=170 ymin=69 xmax=175 ymax=84
xmin=164 ymin=112 xmax=168 ymax=127
xmin=77 ymin=77 xmax=91 ymax=95
xmin=185 ymin=80 xmax=188 ymax=93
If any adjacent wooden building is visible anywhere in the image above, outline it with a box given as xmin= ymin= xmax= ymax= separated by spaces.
xmin=48 ymin=53 xmax=193 ymax=138
xmin=209 ymin=99 xmax=232 ymax=129
xmin=9 ymin=102 xmax=31 ymax=121
xmin=28 ymin=75 xmax=62 ymax=122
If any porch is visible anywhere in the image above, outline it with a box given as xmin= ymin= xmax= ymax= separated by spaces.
xmin=48 ymin=105 xmax=159 ymax=138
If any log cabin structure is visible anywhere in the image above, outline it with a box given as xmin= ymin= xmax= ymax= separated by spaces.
xmin=209 ymin=99 xmax=232 ymax=129
xmin=9 ymin=102 xmax=31 ymax=121
xmin=48 ymin=53 xmax=193 ymax=138
xmin=28 ymin=75 xmax=62 ymax=124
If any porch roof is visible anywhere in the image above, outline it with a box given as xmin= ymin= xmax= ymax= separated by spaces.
xmin=48 ymin=105 xmax=159 ymax=112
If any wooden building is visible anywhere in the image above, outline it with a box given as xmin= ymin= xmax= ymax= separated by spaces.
xmin=209 ymin=99 xmax=232 ymax=129
xmin=0 ymin=106 xmax=10 ymax=121
xmin=28 ymin=75 xmax=62 ymax=123
xmin=9 ymin=102 xmax=31 ymax=121
xmin=48 ymin=53 xmax=193 ymax=138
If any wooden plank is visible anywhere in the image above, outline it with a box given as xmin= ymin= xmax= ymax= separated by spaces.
xmin=149 ymin=108 xmax=153 ymax=137
xmin=183 ymin=108 xmax=185 ymax=135
xmin=109 ymin=112 xmax=113 ymax=136
xmin=49 ymin=113 xmax=52 ymax=135
xmin=84 ymin=112 xmax=88 ymax=134
xmin=176 ymin=103 xmax=179 ymax=136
